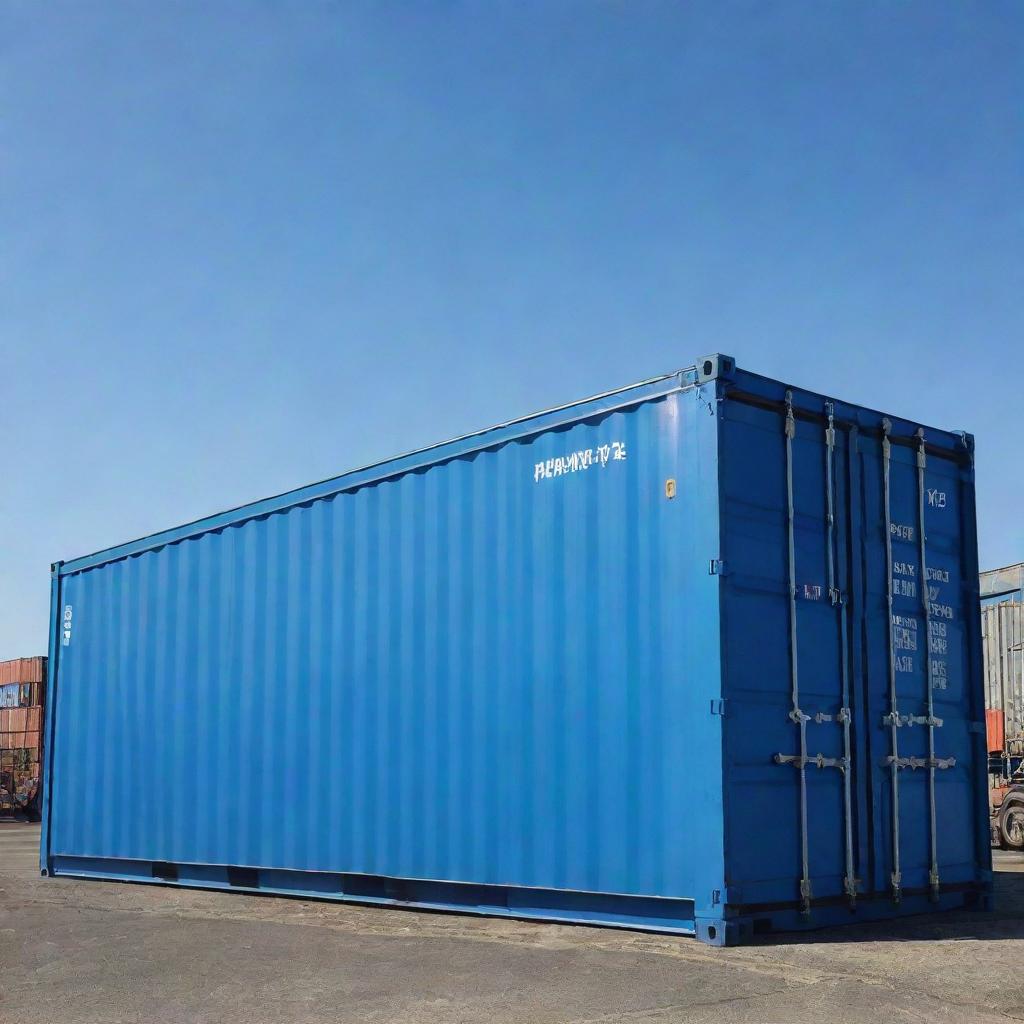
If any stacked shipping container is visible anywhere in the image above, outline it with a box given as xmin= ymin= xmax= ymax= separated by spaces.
xmin=0 ymin=656 xmax=46 ymax=818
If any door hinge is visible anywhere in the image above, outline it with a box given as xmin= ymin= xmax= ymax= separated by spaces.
xmin=709 ymin=558 xmax=728 ymax=576
xmin=710 ymin=698 xmax=727 ymax=717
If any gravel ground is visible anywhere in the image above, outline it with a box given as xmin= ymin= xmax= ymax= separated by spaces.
xmin=2 ymin=822 xmax=1023 ymax=1023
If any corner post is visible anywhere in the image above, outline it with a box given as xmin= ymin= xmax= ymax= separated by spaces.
xmin=39 ymin=561 xmax=63 ymax=877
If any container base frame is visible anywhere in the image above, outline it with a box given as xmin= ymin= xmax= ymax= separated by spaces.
xmin=46 ymin=856 xmax=990 ymax=946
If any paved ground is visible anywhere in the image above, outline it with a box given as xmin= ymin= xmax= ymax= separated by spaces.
xmin=2 ymin=823 xmax=1024 ymax=1023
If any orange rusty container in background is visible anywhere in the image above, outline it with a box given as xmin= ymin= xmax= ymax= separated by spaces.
xmin=987 ymin=708 xmax=1006 ymax=756
xmin=0 ymin=707 xmax=43 ymax=750
xmin=0 ymin=656 xmax=47 ymax=820
xmin=0 ymin=656 xmax=46 ymax=686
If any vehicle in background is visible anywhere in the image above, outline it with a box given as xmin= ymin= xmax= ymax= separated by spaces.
xmin=0 ymin=656 xmax=46 ymax=821
xmin=982 ymin=564 xmax=1024 ymax=848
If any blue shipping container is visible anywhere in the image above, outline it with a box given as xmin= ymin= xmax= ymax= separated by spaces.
xmin=41 ymin=355 xmax=991 ymax=944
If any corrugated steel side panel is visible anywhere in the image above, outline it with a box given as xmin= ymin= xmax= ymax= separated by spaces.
xmin=47 ymin=391 xmax=725 ymax=906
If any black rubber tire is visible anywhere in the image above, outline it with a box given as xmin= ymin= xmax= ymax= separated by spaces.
xmin=999 ymin=800 xmax=1024 ymax=850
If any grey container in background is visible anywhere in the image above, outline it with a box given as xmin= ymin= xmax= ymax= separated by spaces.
xmin=981 ymin=563 xmax=1024 ymax=603
xmin=982 ymin=564 xmax=1024 ymax=748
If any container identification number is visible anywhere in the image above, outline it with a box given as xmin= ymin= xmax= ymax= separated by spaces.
xmin=534 ymin=442 xmax=626 ymax=483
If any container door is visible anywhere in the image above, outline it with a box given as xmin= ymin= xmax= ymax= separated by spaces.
xmin=720 ymin=393 xmax=864 ymax=911
xmin=857 ymin=422 xmax=986 ymax=902
xmin=776 ymin=395 xmax=862 ymax=910
xmin=721 ymin=391 xmax=986 ymax=915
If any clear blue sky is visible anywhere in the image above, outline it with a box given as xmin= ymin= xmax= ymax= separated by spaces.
xmin=2 ymin=3 xmax=1022 ymax=658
